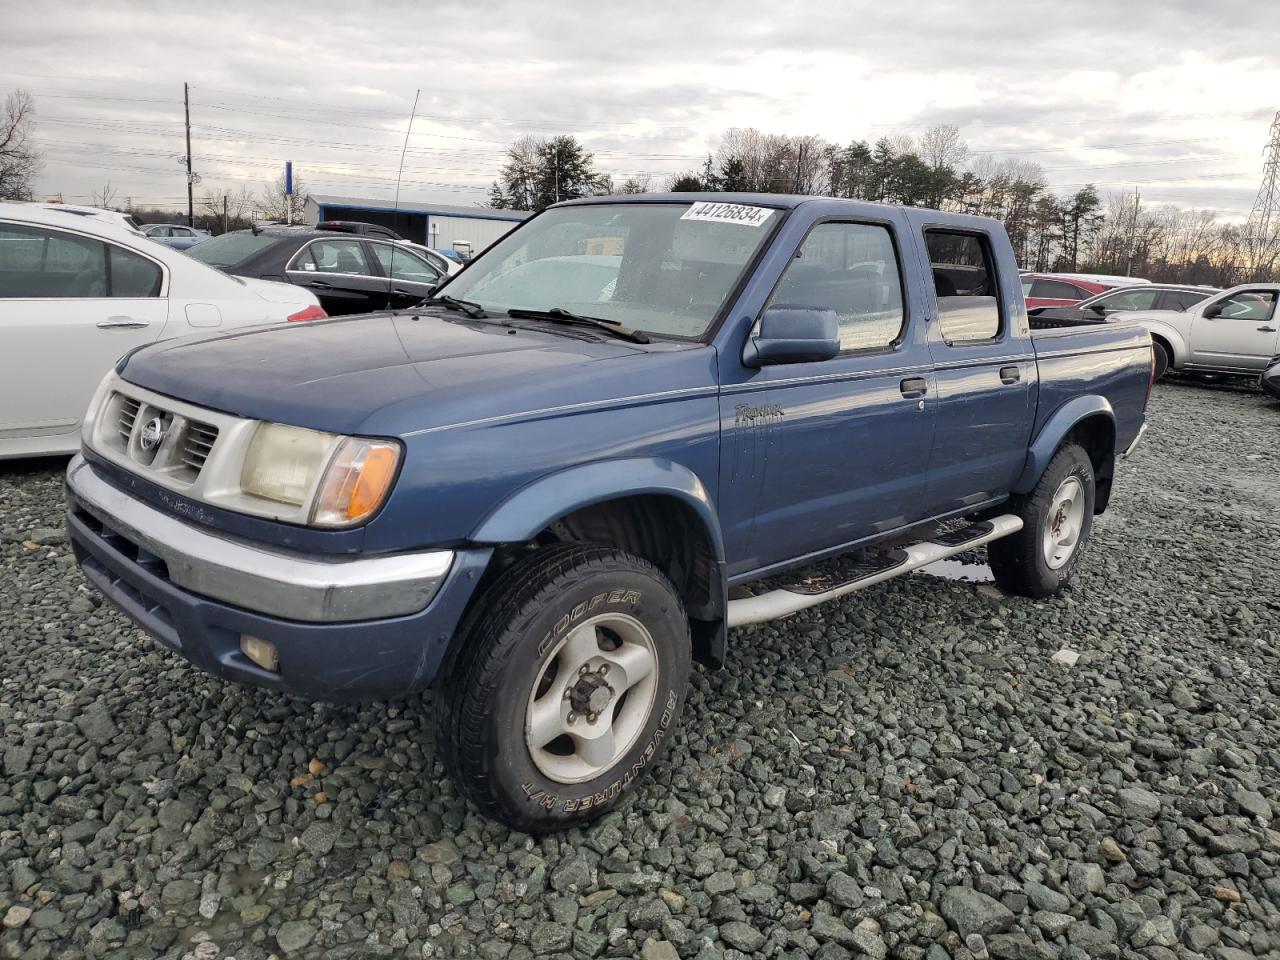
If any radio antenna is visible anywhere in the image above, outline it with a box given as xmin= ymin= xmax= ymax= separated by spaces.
xmin=386 ymin=88 xmax=420 ymax=310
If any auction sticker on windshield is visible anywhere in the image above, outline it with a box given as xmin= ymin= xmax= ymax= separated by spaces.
xmin=680 ymin=201 xmax=773 ymax=227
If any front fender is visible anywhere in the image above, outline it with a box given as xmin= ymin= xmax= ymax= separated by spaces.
xmin=470 ymin=457 xmax=726 ymax=560
xmin=1136 ymin=317 xmax=1188 ymax=364
xmin=1013 ymin=395 xmax=1114 ymax=494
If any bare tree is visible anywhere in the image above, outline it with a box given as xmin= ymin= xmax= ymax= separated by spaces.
xmin=92 ymin=179 xmax=119 ymax=209
xmin=255 ymin=172 xmax=311 ymax=223
xmin=619 ymin=175 xmax=650 ymax=194
xmin=919 ymin=125 xmax=970 ymax=172
xmin=0 ymin=89 xmax=40 ymax=200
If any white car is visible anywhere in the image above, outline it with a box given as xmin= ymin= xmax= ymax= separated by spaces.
xmin=0 ymin=202 xmax=325 ymax=459
xmin=31 ymin=203 xmax=145 ymax=235
xmin=1129 ymin=283 xmax=1280 ymax=379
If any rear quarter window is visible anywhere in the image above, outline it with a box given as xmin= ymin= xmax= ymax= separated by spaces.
xmin=925 ymin=230 xmax=1001 ymax=343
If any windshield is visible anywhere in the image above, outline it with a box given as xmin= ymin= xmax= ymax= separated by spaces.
xmin=439 ymin=202 xmax=780 ymax=338
xmin=187 ymin=231 xmax=278 ymax=268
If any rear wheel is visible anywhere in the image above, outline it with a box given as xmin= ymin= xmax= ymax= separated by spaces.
xmin=989 ymin=442 xmax=1095 ymax=598
xmin=1152 ymin=340 xmax=1170 ymax=380
xmin=436 ymin=544 xmax=690 ymax=832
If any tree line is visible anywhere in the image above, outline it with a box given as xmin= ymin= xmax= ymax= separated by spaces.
xmin=489 ymin=126 xmax=1277 ymax=285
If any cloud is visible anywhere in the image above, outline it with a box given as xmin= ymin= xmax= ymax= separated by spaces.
xmin=0 ymin=0 xmax=1271 ymax=216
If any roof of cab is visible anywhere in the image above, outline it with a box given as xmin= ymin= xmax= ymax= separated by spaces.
xmin=553 ymin=192 xmax=1005 ymax=231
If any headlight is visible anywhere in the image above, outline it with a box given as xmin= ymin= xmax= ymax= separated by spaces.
xmin=241 ymin=424 xmax=401 ymax=527
xmin=241 ymin=423 xmax=337 ymax=506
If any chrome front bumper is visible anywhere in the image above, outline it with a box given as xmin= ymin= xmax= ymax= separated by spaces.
xmin=65 ymin=454 xmax=453 ymax=622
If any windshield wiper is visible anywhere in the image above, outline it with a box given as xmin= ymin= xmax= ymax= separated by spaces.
xmin=422 ymin=295 xmax=488 ymax=319
xmin=506 ymin=307 xmax=650 ymax=344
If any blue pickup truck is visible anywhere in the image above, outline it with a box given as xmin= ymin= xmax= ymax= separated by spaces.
xmin=66 ymin=194 xmax=1152 ymax=830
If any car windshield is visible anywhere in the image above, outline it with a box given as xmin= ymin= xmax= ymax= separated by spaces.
xmin=439 ymin=202 xmax=781 ymax=338
xmin=186 ymin=231 xmax=279 ymax=267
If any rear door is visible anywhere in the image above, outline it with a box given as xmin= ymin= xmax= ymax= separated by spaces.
xmin=0 ymin=220 xmax=167 ymax=443
xmin=718 ymin=214 xmax=936 ymax=577
xmin=1188 ymin=289 xmax=1280 ymax=371
xmin=285 ymin=238 xmax=388 ymax=315
xmin=909 ymin=220 xmax=1036 ymax=516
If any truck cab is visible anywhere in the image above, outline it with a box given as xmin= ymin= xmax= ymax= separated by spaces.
xmin=66 ymin=194 xmax=1153 ymax=831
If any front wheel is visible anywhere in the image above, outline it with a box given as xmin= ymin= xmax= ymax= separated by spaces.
xmin=989 ymin=442 xmax=1095 ymax=598
xmin=436 ymin=544 xmax=690 ymax=832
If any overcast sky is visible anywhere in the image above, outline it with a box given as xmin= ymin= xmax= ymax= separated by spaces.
xmin=2 ymin=0 xmax=1275 ymax=218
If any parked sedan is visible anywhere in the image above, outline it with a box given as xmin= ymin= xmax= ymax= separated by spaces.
xmin=187 ymin=226 xmax=447 ymax=315
xmin=1021 ymin=273 xmax=1116 ymax=311
xmin=141 ymin=223 xmax=210 ymax=250
xmin=0 ymin=203 xmax=324 ymax=459
xmin=1028 ymin=284 xmax=1219 ymax=324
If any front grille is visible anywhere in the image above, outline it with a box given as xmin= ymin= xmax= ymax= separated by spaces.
xmin=180 ymin=422 xmax=219 ymax=475
xmin=117 ymin=396 xmax=141 ymax=444
xmin=105 ymin=390 xmax=220 ymax=485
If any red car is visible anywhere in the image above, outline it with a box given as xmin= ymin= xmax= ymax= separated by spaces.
xmin=1020 ymin=274 xmax=1116 ymax=310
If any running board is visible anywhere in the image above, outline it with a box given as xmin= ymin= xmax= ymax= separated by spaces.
xmin=726 ymin=514 xmax=1024 ymax=627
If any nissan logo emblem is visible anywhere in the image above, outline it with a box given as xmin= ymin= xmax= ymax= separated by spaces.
xmin=139 ymin=417 xmax=167 ymax=451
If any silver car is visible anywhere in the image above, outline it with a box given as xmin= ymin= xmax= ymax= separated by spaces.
xmin=141 ymin=223 xmax=210 ymax=251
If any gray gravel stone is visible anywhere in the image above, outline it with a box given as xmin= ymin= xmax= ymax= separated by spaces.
xmin=275 ymin=920 xmax=317 ymax=954
xmin=1 ymin=384 xmax=1278 ymax=960
xmin=941 ymin=886 xmax=1015 ymax=937
xmin=719 ymin=920 xmax=765 ymax=952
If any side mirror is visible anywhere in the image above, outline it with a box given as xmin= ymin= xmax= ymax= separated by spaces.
xmin=1202 ymin=302 xmax=1223 ymax=319
xmin=743 ymin=305 xmax=841 ymax=367
xmin=1088 ymin=303 xmax=1108 ymax=315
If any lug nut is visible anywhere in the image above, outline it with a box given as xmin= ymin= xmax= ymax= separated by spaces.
xmin=587 ymin=712 xmax=597 ymax=723
xmin=579 ymin=664 xmax=590 ymax=675
xmin=598 ymin=664 xmax=608 ymax=675
xmin=563 ymin=688 xmax=572 ymax=699
xmin=567 ymin=712 xmax=577 ymax=724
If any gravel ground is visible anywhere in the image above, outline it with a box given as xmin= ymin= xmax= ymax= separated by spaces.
xmin=2 ymin=381 xmax=1279 ymax=960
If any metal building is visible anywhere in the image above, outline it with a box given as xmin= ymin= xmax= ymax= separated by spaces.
xmin=303 ymin=194 xmax=530 ymax=255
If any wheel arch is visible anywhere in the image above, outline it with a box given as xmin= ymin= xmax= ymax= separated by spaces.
xmin=1139 ymin=318 xmax=1187 ymax=368
xmin=1014 ymin=396 xmax=1116 ymax=513
xmin=469 ymin=458 xmax=728 ymax=668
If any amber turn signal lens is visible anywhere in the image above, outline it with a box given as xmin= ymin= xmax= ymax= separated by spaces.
xmin=310 ymin=438 xmax=402 ymax=527
xmin=347 ymin=445 xmax=399 ymax=520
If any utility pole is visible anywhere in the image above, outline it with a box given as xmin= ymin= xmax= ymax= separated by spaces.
xmin=222 ymin=194 xmax=228 ymax=235
xmin=1125 ymin=188 xmax=1141 ymax=276
xmin=184 ymin=82 xmax=194 ymax=227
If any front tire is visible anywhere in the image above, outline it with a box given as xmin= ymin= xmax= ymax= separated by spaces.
xmin=989 ymin=442 xmax=1095 ymax=598
xmin=436 ymin=544 xmax=690 ymax=832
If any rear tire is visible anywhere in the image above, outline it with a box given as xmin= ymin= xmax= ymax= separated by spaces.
xmin=436 ymin=544 xmax=690 ymax=833
xmin=1152 ymin=340 xmax=1170 ymax=380
xmin=989 ymin=442 xmax=1095 ymax=598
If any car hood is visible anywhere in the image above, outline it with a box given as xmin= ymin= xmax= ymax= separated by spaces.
xmin=119 ymin=311 xmax=711 ymax=437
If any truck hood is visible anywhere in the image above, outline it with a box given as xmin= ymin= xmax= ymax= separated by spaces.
xmin=119 ymin=311 xmax=712 ymax=437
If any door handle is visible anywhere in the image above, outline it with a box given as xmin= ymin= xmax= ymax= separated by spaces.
xmin=96 ymin=317 xmax=150 ymax=329
xmin=900 ymin=377 xmax=928 ymax=399
xmin=1259 ymin=325 xmax=1277 ymax=332
xmin=1000 ymin=365 xmax=1021 ymax=384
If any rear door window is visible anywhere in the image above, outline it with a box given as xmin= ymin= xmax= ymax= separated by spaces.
xmin=925 ymin=230 xmax=1001 ymax=343
xmin=1161 ymin=290 xmax=1209 ymax=311
xmin=0 ymin=222 xmax=109 ymax=298
xmin=303 ymin=239 xmax=374 ymax=276
xmin=187 ymin=231 xmax=278 ymax=268
xmin=1029 ymin=278 xmax=1083 ymax=300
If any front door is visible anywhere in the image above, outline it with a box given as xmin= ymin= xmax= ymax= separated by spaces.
xmin=286 ymin=238 xmax=390 ymax=315
xmin=368 ymin=241 xmax=444 ymax=309
xmin=910 ymin=221 xmax=1036 ymax=516
xmin=0 ymin=220 xmax=167 ymax=443
xmin=717 ymin=216 xmax=935 ymax=579
xmin=1188 ymin=289 xmax=1279 ymax=371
